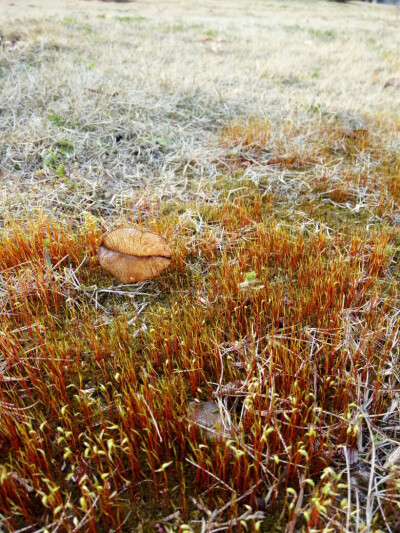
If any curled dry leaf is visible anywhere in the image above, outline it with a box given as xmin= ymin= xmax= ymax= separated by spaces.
xmin=98 ymin=227 xmax=172 ymax=283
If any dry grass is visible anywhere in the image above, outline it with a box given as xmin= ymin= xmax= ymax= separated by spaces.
xmin=1 ymin=0 xmax=400 ymax=531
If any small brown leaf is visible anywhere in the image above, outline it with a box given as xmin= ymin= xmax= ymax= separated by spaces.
xmin=384 ymin=78 xmax=400 ymax=89
xmin=188 ymin=400 xmax=231 ymax=441
xmin=98 ymin=227 xmax=172 ymax=283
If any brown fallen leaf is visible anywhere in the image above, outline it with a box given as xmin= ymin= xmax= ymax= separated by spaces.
xmin=188 ymin=400 xmax=232 ymax=441
xmin=98 ymin=227 xmax=172 ymax=283
xmin=384 ymin=78 xmax=400 ymax=89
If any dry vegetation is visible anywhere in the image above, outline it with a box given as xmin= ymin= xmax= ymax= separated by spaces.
xmin=1 ymin=0 xmax=400 ymax=531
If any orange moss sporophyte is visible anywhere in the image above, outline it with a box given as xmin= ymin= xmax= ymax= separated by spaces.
xmin=0 ymin=3 xmax=400 ymax=526
xmin=0 ymin=187 xmax=399 ymax=530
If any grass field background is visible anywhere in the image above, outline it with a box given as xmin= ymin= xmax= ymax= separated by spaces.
xmin=1 ymin=0 xmax=400 ymax=531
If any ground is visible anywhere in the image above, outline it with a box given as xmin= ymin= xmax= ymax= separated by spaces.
xmin=0 ymin=0 xmax=400 ymax=531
